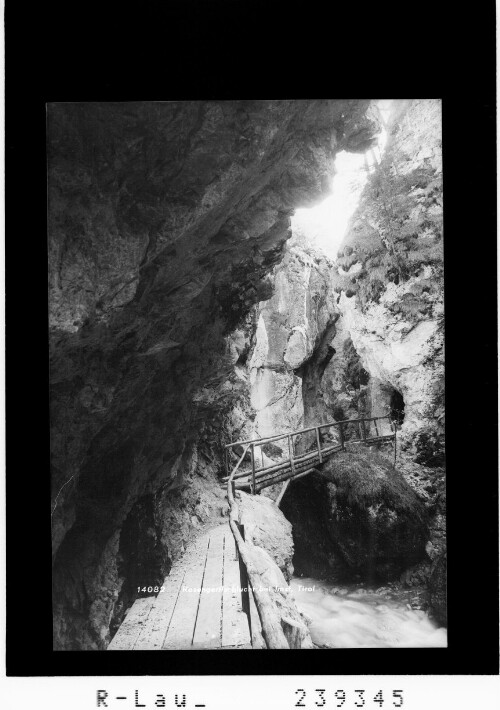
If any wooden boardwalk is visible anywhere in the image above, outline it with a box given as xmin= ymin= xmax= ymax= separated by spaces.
xmin=109 ymin=415 xmax=397 ymax=651
xmin=108 ymin=525 xmax=251 ymax=650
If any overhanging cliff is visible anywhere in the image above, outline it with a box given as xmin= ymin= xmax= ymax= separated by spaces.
xmin=49 ymin=100 xmax=381 ymax=649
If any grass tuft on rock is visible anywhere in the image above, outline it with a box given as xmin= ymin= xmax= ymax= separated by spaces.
xmin=321 ymin=447 xmax=426 ymax=520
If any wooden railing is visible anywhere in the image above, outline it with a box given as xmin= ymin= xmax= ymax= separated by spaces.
xmin=224 ymin=413 xmax=397 ymax=648
xmin=226 ymin=444 xmax=289 ymax=649
xmin=224 ymin=414 xmax=397 ymax=494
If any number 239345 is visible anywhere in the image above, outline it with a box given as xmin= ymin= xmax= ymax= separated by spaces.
xmin=295 ymin=689 xmax=404 ymax=708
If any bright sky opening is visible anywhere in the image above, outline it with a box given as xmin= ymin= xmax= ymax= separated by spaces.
xmin=292 ymin=100 xmax=393 ymax=259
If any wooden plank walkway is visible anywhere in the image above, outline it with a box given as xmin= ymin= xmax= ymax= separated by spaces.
xmin=108 ymin=525 xmax=251 ymax=650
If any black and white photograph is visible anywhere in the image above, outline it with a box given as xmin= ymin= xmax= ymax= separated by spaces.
xmin=48 ymin=99 xmax=447 ymax=652
xmin=3 ymin=2 xmax=500 ymax=708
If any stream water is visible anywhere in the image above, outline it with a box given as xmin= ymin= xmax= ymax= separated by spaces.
xmin=290 ymin=576 xmax=447 ymax=648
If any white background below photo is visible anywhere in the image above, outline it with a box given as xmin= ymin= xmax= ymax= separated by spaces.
xmin=0 ymin=675 xmax=499 ymax=710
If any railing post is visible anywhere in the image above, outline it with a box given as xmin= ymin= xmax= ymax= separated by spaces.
xmin=361 ymin=419 xmax=367 ymax=441
xmin=339 ymin=422 xmax=345 ymax=450
xmin=315 ymin=426 xmax=323 ymax=463
xmin=374 ymin=418 xmax=379 ymax=437
xmin=393 ymin=422 xmax=397 ymax=468
xmin=288 ymin=434 xmax=296 ymax=476
xmin=251 ymin=443 xmax=256 ymax=495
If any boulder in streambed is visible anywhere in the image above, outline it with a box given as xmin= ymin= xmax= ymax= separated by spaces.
xmin=237 ymin=491 xmax=294 ymax=581
xmin=319 ymin=449 xmax=429 ymax=580
xmin=283 ymin=449 xmax=428 ymax=582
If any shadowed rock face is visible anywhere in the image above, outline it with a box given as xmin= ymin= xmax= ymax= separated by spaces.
xmin=49 ymin=100 xmax=381 ymax=649
xmin=280 ymin=474 xmax=349 ymax=580
xmin=282 ymin=449 xmax=428 ymax=583
xmin=428 ymin=551 xmax=447 ymax=626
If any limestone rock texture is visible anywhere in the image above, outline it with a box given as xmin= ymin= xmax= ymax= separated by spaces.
xmin=238 ymin=491 xmax=294 ymax=581
xmin=227 ymin=100 xmax=444 ymax=604
xmin=237 ymin=491 xmax=313 ymax=647
xmin=247 ymin=236 xmax=340 ymax=450
xmin=245 ymin=231 xmax=380 ymax=456
xmin=335 ymin=99 xmax=444 ymax=465
xmin=48 ymin=100 xmax=381 ymax=649
xmin=318 ymin=320 xmax=371 ymax=423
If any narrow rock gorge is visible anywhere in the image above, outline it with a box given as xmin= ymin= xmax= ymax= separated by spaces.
xmin=49 ymin=99 xmax=445 ymax=650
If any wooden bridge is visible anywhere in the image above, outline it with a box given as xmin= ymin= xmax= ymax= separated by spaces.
xmin=223 ymin=414 xmax=396 ymax=495
xmin=108 ymin=414 xmax=396 ymax=651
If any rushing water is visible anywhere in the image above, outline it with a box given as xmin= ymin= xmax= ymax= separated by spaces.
xmin=290 ymin=576 xmax=447 ymax=648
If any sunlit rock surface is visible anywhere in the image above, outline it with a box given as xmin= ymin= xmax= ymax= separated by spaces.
xmin=49 ymin=100 xmax=381 ymax=649
xmin=238 ymin=491 xmax=294 ymax=581
xmin=230 ymin=99 xmax=444 ymax=612
xmin=335 ymin=99 xmax=444 ymax=464
xmin=248 ymin=237 xmax=340 ymax=448
xmin=246 ymin=235 xmax=376 ymax=443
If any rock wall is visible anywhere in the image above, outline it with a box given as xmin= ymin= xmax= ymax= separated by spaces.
xmin=50 ymin=99 xmax=446 ymax=647
xmin=247 ymin=237 xmax=340 ymax=451
xmin=240 ymin=100 xmax=445 ymax=606
xmin=238 ymin=491 xmax=295 ymax=581
xmin=49 ymin=100 xmax=381 ymax=649
xmin=335 ymin=99 xmax=444 ymax=464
